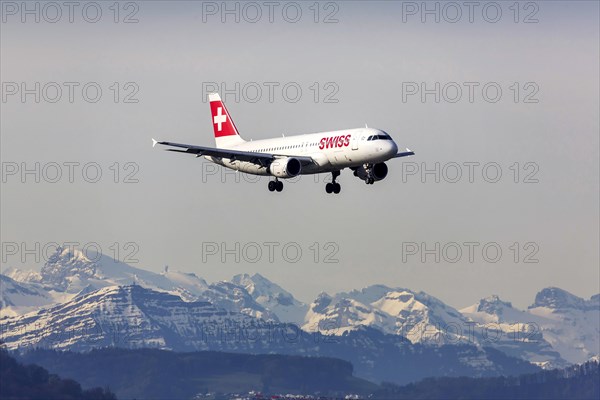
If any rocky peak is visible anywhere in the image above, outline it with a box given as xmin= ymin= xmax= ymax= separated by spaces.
xmin=530 ymin=287 xmax=585 ymax=310
xmin=40 ymin=247 xmax=99 ymax=291
xmin=477 ymin=295 xmax=513 ymax=315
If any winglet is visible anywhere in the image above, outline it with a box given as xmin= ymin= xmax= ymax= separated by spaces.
xmin=152 ymin=138 xmax=158 ymax=148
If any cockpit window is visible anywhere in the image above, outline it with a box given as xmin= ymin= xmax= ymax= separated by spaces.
xmin=368 ymin=134 xmax=392 ymax=141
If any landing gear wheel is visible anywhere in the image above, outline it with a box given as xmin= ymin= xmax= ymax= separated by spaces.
xmin=268 ymin=181 xmax=276 ymax=192
xmin=326 ymin=171 xmax=341 ymax=194
xmin=275 ymin=180 xmax=283 ymax=192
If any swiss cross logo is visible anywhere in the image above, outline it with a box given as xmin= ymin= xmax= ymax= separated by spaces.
xmin=213 ymin=107 xmax=227 ymax=131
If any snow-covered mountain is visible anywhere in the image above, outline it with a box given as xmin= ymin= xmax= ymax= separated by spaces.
xmin=461 ymin=288 xmax=600 ymax=365
xmin=303 ymin=285 xmax=470 ymax=345
xmin=0 ymin=284 xmax=539 ymax=385
xmin=302 ymin=286 xmax=596 ymax=368
xmin=460 ymin=295 xmax=566 ymax=368
xmin=231 ymin=273 xmax=307 ymax=324
xmin=199 ymin=280 xmax=276 ymax=321
xmin=527 ymin=288 xmax=600 ymax=365
xmin=0 ymin=275 xmax=73 ymax=318
xmin=531 ymin=287 xmax=598 ymax=311
xmin=2 ymin=246 xmax=598 ymax=369
xmin=5 ymin=246 xmax=173 ymax=293
xmin=2 ymin=247 xmax=276 ymax=321
xmin=3 ymin=267 xmax=43 ymax=284
xmin=0 ymin=284 xmax=263 ymax=351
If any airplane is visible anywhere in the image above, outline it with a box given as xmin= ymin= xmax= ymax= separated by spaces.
xmin=152 ymin=93 xmax=414 ymax=194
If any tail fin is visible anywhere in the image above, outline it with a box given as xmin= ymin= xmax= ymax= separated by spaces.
xmin=208 ymin=93 xmax=245 ymax=148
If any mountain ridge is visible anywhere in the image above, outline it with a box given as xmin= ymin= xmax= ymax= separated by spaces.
xmin=2 ymin=247 xmax=598 ymax=368
xmin=1 ymin=283 xmax=540 ymax=385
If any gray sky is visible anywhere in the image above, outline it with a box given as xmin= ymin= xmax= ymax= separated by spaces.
xmin=1 ymin=1 xmax=598 ymax=309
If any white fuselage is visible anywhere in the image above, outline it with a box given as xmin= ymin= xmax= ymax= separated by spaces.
xmin=208 ymin=127 xmax=399 ymax=176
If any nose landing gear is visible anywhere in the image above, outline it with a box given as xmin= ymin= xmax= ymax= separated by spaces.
xmin=325 ymin=171 xmax=341 ymax=194
xmin=353 ymin=164 xmax=376 ymax=184
xmin=268 ymin=179 xmax=283 ymax=192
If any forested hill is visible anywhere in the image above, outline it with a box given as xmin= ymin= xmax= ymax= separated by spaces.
xmin=19 ymin=347 xmax=376 ymax=399
xmin=373 ymin=360 xmax=600 ymax=399
xmin=0 ymin=347 xmax=116 ymax=400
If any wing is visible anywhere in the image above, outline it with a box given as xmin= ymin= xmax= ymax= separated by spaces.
xmin=393 ymin=148 xmax=415 ymax=158
xmin=152 ymin=139 xmax=315 ymax=166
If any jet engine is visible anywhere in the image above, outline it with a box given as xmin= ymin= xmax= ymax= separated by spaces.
xmin=269 ymin=157 xmax=302 ymax=178
xmin=354 ymin=162 xmax=388 ymax=184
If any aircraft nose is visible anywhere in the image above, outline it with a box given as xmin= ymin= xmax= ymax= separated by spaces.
xmin=389 ymin=140 xmax=398 ymax=157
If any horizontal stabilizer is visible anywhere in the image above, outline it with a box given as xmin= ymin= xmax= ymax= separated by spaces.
xmin=393 ymin=148 xmax=415 ymax=158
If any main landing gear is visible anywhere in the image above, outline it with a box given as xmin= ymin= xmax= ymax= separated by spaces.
xmin=268 ymin=179 xmax=283 ymax=192
xmin=325 ymin=171 xmax=341 ymax=194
